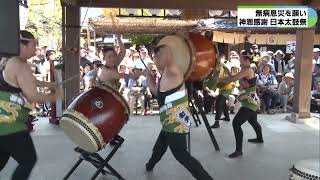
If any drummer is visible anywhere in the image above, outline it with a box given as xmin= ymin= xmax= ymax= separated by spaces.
xmin=211 ymin=65 xmax=233 ymax=129
xmin=219 ymin=50 xmax=264 ymax=158
xmin=94 ymin=34 xmax=139 ymax=88
xmin=144 ymin=45 xmax=213 ymax=180
xmin=0 ymin=30 xmax=62 ymax=180
xmin=93 ymin=34 xmax=139 ymax=145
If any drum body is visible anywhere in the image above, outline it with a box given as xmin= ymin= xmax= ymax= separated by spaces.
xmin=60 ymin=83 xmax=130 ymax=153
xmin=158 ymin=32 xmax=217 ymax=82
xmin=289 ymin=159 xmax=319 ymax=180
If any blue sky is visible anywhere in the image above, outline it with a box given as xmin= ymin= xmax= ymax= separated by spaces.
xmin=80 ymin=7 xmax=103 ymax=23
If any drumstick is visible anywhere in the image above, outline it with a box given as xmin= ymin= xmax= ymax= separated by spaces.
xmin=58 ymin=73 xmax=80 ymax=86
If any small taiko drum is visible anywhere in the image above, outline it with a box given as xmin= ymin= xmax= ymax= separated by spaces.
xmin=289 ymin=159 xmax=319 ymax=180
xmin=60 ymin=83 xmax=130 ymax=153
xmin=157 ymin=32 xmax=217 ymax=82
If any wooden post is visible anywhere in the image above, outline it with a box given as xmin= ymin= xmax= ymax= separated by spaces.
xmin=289 ymin=29 xmax=315 ymax=123
xmin=62 ymin=4 xmax=80 ymax=107
xmin=49 ymin=59 xmax=57 ymax=124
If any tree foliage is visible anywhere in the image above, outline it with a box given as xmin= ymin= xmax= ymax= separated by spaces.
xmin=26 ymin=0 xmax=62 ymax=50
xmin=124 ymin=34 xmax=156 ymax=47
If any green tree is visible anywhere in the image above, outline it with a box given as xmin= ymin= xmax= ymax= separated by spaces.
xmin=124 ymin=34 xmax=156 ymax=47
xmin=26 ymin=0 xmax=62 ymax=50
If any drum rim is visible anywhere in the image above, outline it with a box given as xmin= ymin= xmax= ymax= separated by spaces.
xmin=290 ymin=165 xmax=320 ymax=179
xmin=61 ymin=109 xmax=105 ymax=151
xmin=158 ymin=34 xmax=193 ymax=79
xmin=176 ymin=33 xmax=195 ymax=79
xmin=92 ymin=82 xmax=130 ymax=118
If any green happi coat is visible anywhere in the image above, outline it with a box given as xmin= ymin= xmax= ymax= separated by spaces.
xmin=0 ymin=91 xmax=32 ymax=135
xmin=159 ymin=91 xmax=191 ymax=134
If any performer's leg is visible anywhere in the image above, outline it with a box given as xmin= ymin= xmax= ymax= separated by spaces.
xmin=167 ymin=132 xmax=213 ymax=180
xmin=211 ymin=95 xmax=226 ymax=128
xmin=247 ymin=111 xmax=264 ymax=143
xmin=228 ymin=95 xmax=236 ymax=113
xmin=229 ymin=108 xmax=250 ymax=158
xmin=146 ymin=131 xmax=168 ymax=171
xmin=0 ymin=140 xmax=10 ymax=171
xmin=222 ymin=96 xmax=230 ymax=121
xmin=215 ymin=95 xmax=224 ymax=120
xmin=5 ymin=131 xmax=37 ymax=180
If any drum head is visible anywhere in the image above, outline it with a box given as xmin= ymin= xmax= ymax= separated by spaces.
xmin=60 ymin=114 xmax=100 ymax=153
xmin=158 ymin=35 xmax=192 ymax=78
xmin=293 ymin=159 xmax=320 ymax=177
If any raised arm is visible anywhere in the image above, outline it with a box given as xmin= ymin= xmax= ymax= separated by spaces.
xmin=116 ymin=34 xmax=126 ymax=65
xmin=144 ymin=70 xmax=157 ymax=96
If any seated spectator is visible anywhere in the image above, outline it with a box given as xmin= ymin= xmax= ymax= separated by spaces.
xmin=278 ymin=73 xmax=294 ymax=113
xmin=311 ymin=81 xmax=320 ymax=112
xmin=257 ymin=63 xmax=279 ymax=114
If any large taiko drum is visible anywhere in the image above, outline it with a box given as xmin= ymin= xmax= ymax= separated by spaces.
xmin=157 ymin=32 xmax=217 ymax=82
xmin=60 ymin=83 xmax=130 ymax=153
xmin=289 ymin=159 xmax=319 ymax=180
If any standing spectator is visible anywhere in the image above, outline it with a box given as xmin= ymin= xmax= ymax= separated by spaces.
xmin=83 ymin=63 xmax=94 ymax=91
xmin=129 ymin=46 xmax=137 ymax=58
xmin=128 ymin=65 xmax=146 ymax=115
xmin=79 ymin=48 xmax=91 ymax=68
xmin=118 ymin=62 xmax=130 ymax=101
xmin=39 ymin=46 xmax=48 ymax=64
xmin=121 ymin=49 xmax=133 ymax=74
xmin=273 ymin=50 xmax=286 ymax=75
xmin=79 ymin=66 xmax=85 ymax=90
xmin=278 ymin=72 xmax=294 ymax=113
xmin=229 ymin=51 xmax=240 ymax=69
xmin=251 ymin=44 xmax=260 ymax=57
xmin=140 ymin=47 xmax=153 ymax=68
xmin=127 ymin=52 xmax=140 ymax=73
xmin=30 ymin=56 xmax=42 ymax=75
xmin=41 ymin=50 xmax=56 ymax=82
xmin=86 ymin=46 xmax=100 ymax=63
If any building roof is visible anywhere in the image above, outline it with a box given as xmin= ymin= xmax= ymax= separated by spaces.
xmin=89 ymin=17 xmax=197 ymax=34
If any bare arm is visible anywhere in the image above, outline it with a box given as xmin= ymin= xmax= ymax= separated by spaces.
xmin=116 ymin=34 xmax=126 ymax=65
xmin=16 ymin=64 xmax=57 ymax=103
xmin=99 ymin=67 xmax=121 ymax=82
xmin=36 ymin=80 xmax=55 ymax=88
xmin=221 ymin=68 xmax=252 ymax=84
xmin=144 ymin=70 xmax=157 ymax=96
